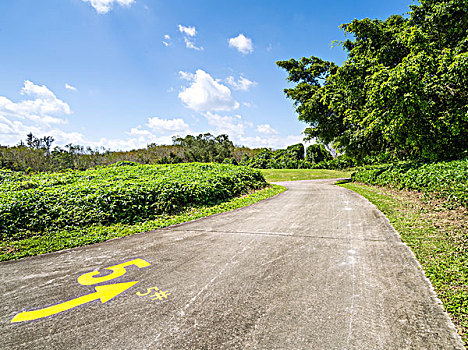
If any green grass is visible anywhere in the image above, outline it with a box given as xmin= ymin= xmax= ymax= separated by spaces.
xmin=0 ymin=184 xmax=285 ymax=261
xmin=340 ymin=182 xmax=467 ymax=345
xmin=260 ymin=168 xmax=352 ymax=182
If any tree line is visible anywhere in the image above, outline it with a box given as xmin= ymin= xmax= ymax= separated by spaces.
xmin=238 ymin=143 xmax=350 ymax=169
xmin=0 ymin=133 xmax=341 ymax=172
xmin=1 ymin=133 xmax=333 ymax=172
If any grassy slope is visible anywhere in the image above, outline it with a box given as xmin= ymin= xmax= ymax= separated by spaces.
xmin=260 ymin=168 xmax=351 ymax=182
xmin=1 ymin=185 xmax=285 ymax=261
xmin=341 ymin=182 xmax=467 ymax=345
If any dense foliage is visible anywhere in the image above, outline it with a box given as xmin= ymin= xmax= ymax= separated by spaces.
xmin=353 ymin=159 xmax=468 ymax=207
xmin=241 ymin=143 xmax=306 ymax=169
xmin=172 ymin=133 xmax=235 ymax=163
xmin=0 ymin=163 xmax=267 ymax=240
xmin=306 ymin=144 xmax=333 ymax=163
xmin=0 ymin=133 xmax=263 ymax=172
xmin=277 ymin=0 xmax=468 ymax=162
xmin=240 ymin=143 xmax=344 ymax=169
xmin=1 ymin=185 xmax=284 ymax=261
xmin=2 ymin=133 xmax=343 ymax=172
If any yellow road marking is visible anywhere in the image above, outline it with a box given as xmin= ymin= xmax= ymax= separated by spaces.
xmin=136 ymin=286 xmax=171 ymax=301
xmin=77 ymin=258 xmax=150 ymax=285
xmin=11 ymin=281 xmax=138 ymax=323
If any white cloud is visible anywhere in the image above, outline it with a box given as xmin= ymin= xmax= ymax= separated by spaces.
xmin=228 ymin=34 xmax=253 ymax=54
xmin=129 ymin=126 xmax=153 ymax=137
xmin=0 ymin=115 xmax=85 ymax=146
xmin=81 ymin=0 xmax=135 ymax=14
xmin=257 ymin=124 xmax=279 ymax=135
xmin=226 ymin=76 xmax=257 ymax=91
xmin=162 ymin=34 xmax=171 ymax=47
xmin=238 ymin=134 xmax=304 ymax=149
xmin=122 ymin=126 xmax=161 ymax=148
xmin=93 ymin=134 xmax=161 ymax=150
xmin=147 ymin=116 xmax=190 ymax=134
xmin=1 ymin=81 xmax=71 ymax=121
xmin=21 ymin=80 xmax=55 ymax=98
xmin=203 ymin=112 xmax=251 ymax=139
xmin=101 ymin=123 xmax=188 ymax=150
xmin=54 ymin=120 xmax=188 ymax=151
xmin=179 ymin=71 xmax=195 ymax=81
xmin=184 ymin=37 xmax=203 ymax=51
xmin=0 ymin=81 xmax=76 ymax=145
xmin=87 ymin=116 xmax=192 ymax=150
xmin=242 ymin=102 xmax=256 ymax=108
xmin=0 ymin=81 xmax=194 ymax=150
xmin=201 ymin=112 xmax=301 ymax=149
xmin=177 ymin=25 xmax=203 ymax=51
xmin=178 ymin=25 xmax=197 ymax=37
xmin=65 ymin=83 xmax=77 ymax=92
xmin=178 ymin=69 xmax=239 ymax=112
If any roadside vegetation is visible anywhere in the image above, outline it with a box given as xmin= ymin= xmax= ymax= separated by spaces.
xmin=353 ymin=159 xmax=468 ymax=208
xmin=0 ymin=162 xmax=284 ymax=261
xmin=1 ymin=1 xmax=466 ymax=338
xmin=340 ymin=181 xmax=467 ymax=344
xmin=1 ymin=132 xmax=352 ymax=173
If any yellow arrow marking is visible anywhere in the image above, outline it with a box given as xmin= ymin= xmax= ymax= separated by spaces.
xmin=11 ymin=281 xmax=138 ymax=323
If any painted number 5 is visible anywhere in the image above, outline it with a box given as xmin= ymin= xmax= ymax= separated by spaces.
xmin=77 ymin=258 xmax=151 ymax=286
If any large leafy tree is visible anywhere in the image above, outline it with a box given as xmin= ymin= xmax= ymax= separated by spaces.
xmin=277 ymin=0 xmax=468 ymax=162
xmin=172 ymin=133 xmax=234 ymax=163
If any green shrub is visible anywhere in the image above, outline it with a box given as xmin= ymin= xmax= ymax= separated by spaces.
xmin=222 ymin=158 xmax=238 ymax=165
xmin=353 ymin=159 xmax=468 ymax=207
xmin=311 ymin=155 xmax=356 ymax=170
xmin=0 ymin=163 xmax=267 ymax=239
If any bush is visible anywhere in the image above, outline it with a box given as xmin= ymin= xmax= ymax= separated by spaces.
xmin=353 ymin=159 xmax=468 ymax=208
xmin=222 ymin=158 xmax=238 ymax=165
xmin=0 ymin=163 xmax=267 ymax=239
xmin=311 ymin=155 xmax=356 ymax=170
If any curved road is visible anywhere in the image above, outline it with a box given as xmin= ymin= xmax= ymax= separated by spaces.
xmin=0 ymin=179 xmax=464 ymax=349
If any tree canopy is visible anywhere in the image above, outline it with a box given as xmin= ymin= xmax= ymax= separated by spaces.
xmin=172 ymin=133 xmax=234 ymax=163
xmin=277 ymin=0 xmax=468 ymax=162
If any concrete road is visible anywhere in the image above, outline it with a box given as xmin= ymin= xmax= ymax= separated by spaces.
xmin=0 ymin=180 xmax=464 ymax=349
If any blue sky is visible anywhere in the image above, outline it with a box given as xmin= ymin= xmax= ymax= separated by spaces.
xmin=0 ymin=0 xmax=412 ymax=150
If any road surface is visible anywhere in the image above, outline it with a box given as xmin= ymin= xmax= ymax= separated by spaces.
xmin=0 ymin=179 xmax=464 ymax=349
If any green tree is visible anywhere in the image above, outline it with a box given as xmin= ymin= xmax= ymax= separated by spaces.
xmin=172 ymin=133 xmax=234 ymax=163
xmin=277 ymin=0 xmax=468 ymax=162
xmin=306 ymin=144 xmax=332 ymax=163
xmin=285 ymin=143 xmax=305 ymax=161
